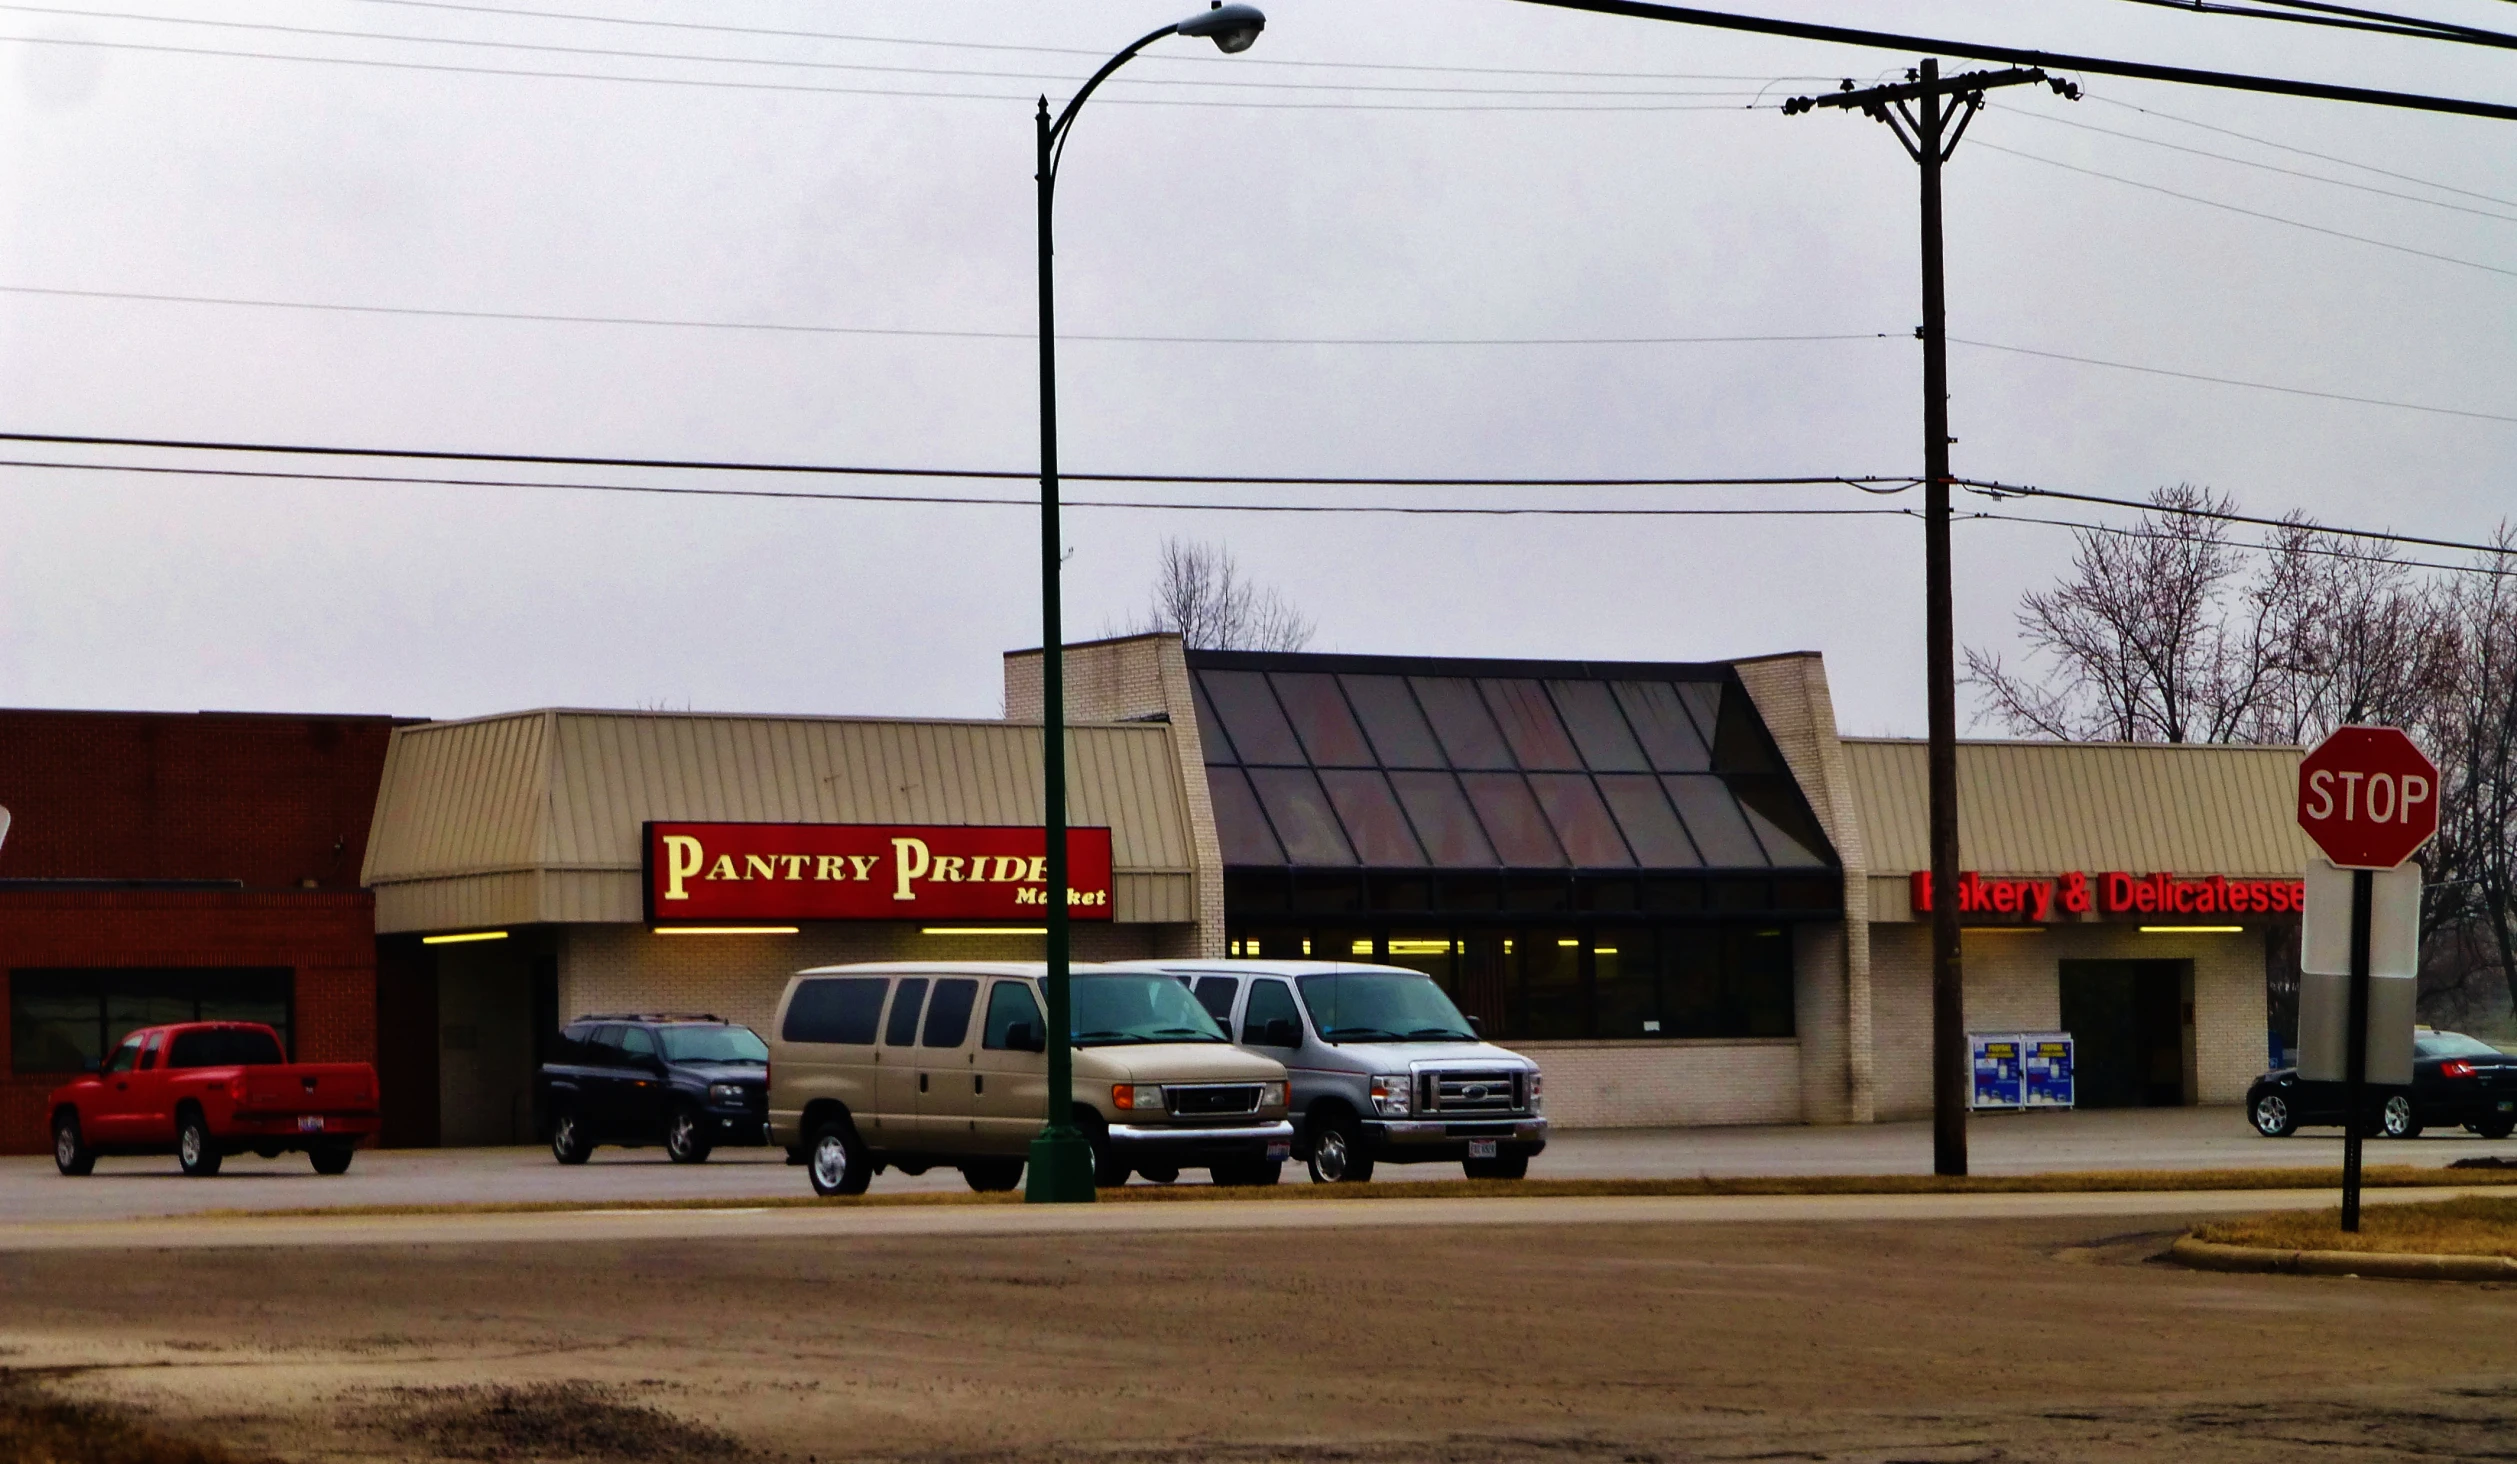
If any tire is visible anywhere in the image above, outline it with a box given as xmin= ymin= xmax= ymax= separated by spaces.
xmin=1071 ymin=1110 xmax=1129 ymax=1188
xmin=176 ymin=1109 xmax=222 ymax=1177
xmin=665 ymin=1106 xmax=713 ymax=1164
xmin=308 ymin=1144 xmax=354 ymax=1175
xmin=806 ymin=1121 xmax=871 ymax=1197
xmin=1305 ymin=1112 xmax=1374 ymax=1185
xmin=1464 ymin=1153 xmax=1530 ymax=1180
xmin=1209 ymin=1160 xmax=1282 ymax=1187
xmin=2250 ymin=1092 xmax=2298 ymax=1138
xmin=2381 ymin=1094 xmax=2422 ymax=1140
xmin=2478 ymin=1116 xmax=2517 ymax=1140
xmin=550 ymin=1110 xmax=593 ymax=1165
xmin=51 ymin=1111 xmax=95 ymax=1177
xmin=1136 ymin=1164 xmax=1180 ymax=1185
xmin=962 ymin=1158 xmax=1024 ymax=1193
xmin=253 ymin=1145 xmax=284 ymax=1160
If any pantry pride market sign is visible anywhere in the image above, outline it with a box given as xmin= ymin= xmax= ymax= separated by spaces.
xmin=642 ymin=822 xmax=1114 ymax=923
xmin=1910 ymin=869 xmax=2305 ymax=923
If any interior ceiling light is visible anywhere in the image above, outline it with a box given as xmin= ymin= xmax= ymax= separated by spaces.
xmin=421 ymin=930 xmax=508 ymax=945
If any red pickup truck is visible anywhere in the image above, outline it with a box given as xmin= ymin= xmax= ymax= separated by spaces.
xmin=49 ymin=1022 xmax=380 ymax=1177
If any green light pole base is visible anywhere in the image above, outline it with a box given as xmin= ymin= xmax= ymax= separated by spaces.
xmin=1025 ymin=1127 xmax=1098 ymax=1203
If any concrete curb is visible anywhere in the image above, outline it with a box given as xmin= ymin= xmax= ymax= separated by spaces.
xmin=2170 ymin=1234 xmax=2517 ymax=1281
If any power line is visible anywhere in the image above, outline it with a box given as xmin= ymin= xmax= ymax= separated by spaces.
xmin=1512 ymin=0 xmax=2517 ymax=122
xmin=0 ymin=431 xmax=1912 ymax=489
xmin=1972 ymin=140 xmax=2517 ymax=281
xmin=0 ymin=31 xmax=1774 ymax=111
xmin=2004 ymin=107 xmax=2517 ymax=225
xmin=2085 ymin=95 xmax=2517 ymax=211
xmin=0 ymin=284 xmax=1891 ymax=346
xmin=2106 ymin=0 xmax=2517 ymax=48
xmin=332 ymin=0 xmax=1835 ymax=83
xmin=1948 ymin=339 xmax=2517 ymax=426
xmin=0 ymin=455 xmax=1915 ymax=518
xmin=1968 ymin=508 xmax=2515 ymax=579
xmin=0 ymin=6 xmax=1772 ymax=98
xmin=1956 ymin=479 xmax=2515 ymax=558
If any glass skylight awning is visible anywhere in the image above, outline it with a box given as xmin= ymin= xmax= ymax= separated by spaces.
xmin=1187 ymin=652 xmax=1837 ymax=877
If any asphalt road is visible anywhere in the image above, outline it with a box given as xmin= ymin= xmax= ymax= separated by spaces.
xmin=7 ymin=1104 xmax=2513 ymax=1224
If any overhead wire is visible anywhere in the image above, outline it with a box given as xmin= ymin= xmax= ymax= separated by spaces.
xmin=1954 ymin=478 xmax=2514 ymax=558
xmin=2084 ymin=95 xmax=2517 ymax=211
xmin=1945 ymin=339 xmax=2517 ymax=426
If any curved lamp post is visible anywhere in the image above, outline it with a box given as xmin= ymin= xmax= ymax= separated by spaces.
xmin=1029 ymin=3 xmax=1267 ymax=1204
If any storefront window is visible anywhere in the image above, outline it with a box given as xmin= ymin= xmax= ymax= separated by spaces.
xmin=9 ymin=969 xmax=293 ymax=1074
xmin=1519 ymin=930 xmax=1584 ymax=1039
xmin=1593 ymin=932 xmax=1658 ymax=1038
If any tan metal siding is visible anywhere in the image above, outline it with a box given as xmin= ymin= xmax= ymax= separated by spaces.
xmin=367 ymin=710 xmax=1196 ymax=931
xmin=1844 ymin=738 xmax=2318 ymax=878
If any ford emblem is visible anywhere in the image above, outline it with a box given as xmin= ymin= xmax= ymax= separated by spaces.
xmin=1464 ymin=1084 xmax=1488 ymax=1102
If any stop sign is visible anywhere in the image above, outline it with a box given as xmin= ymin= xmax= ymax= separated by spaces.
xmin=2297 ymin=725 xmax=2439 ymax=870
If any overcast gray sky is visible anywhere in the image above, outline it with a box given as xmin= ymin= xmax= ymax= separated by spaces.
xmin=0 ymin=0 xmax=2509 ymax=735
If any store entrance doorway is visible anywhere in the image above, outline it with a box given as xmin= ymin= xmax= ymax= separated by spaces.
xmin=2059 ymin=960 xmax=2194 ymax=1108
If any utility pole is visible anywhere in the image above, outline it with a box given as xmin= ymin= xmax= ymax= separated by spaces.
xmin=1787 ymin=62 xmax=2077 ymax=1178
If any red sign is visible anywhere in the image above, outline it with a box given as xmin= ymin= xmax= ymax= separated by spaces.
xmin=2297 ymin=726 xmax=2439 ymax=870
xmin=1911 ymin=869 xmax=2303 ymax=920
xmin=642 ymin=823 xmax=1114 ymax=923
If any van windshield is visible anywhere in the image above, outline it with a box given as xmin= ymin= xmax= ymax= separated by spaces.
xmin=1070 ymin=975 xmax=1227 ymax=1046
xmin=1298 ymin=973 xmax=1476 ymax=1042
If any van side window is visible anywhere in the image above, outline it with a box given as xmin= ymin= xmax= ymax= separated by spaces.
xmin=982 ymin=982 xmax=1044 ymax=1051
xmin=1192 ymin=977 xmax=1240 ymax=1025
xmin=782 ymin=978 xmax=886 ymax=1044
xmin=884 ymin=979 xmax=931 ymax=1048
xmin=923 ymin=978 xmax=979 ymax=1048
xmin=1243 ymin=980 xmax=1302 ymax=1047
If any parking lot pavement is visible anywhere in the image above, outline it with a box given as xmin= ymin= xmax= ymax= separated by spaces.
xmin=7 ymin=1104 xmax=2511 ymax=1223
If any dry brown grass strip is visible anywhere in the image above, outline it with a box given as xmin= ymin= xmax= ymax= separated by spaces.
xmin=2194 ymin=1193 xmax=2517 ymax=1258
xmin=0 ymin=1376 xmax=272 ymax=1464
xmin=191 ymin=1162 xmax=2517 ymax=1220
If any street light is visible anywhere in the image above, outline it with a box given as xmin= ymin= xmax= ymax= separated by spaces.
xmin=1028 ymin=3 xmax=1267 ymax=1205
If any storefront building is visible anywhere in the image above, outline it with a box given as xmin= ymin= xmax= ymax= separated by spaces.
xmin=360 ymin=634 xmax=2315 ymax=1142
xmin=0 ymin=711 xmax=396 ymax=1154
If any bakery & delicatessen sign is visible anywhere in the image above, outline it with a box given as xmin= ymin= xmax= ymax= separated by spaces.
xmin=643 ymin=822 xmax=1115 ymax=922
xmin=1909 ymin=869 xmax=2305 ymax=922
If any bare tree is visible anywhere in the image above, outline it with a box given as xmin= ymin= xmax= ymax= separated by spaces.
xmin=1966 ymin=484 xmax=2264 ymax=742
xmin=1134 ymin=538 xmax=1313 ymax=652
xmin=2426 ymin=527 xmax=2517 ymax=1016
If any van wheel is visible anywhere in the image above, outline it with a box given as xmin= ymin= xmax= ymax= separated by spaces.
xmin=52 ymin=1112 xmax=95 ymax=1177
xmin=1306 ymin=1113 xmax=1373 ymax=1184
xmin=808 ymin=1122 xmax=871 ymax=1197
xmin=665 ymin=1106 xmax=713 ymax=1164
xmin=177 ymin=1109 xmax=223 ymax=1177
xmin=1464 ymin=1153 xmax=1529 ymax=1180
xmin=962 ymin=1159 xmax=1024 ymax=1193
xmin=309 ymin=1144 xmax=354 ymax=1175
xmin=550 ymin=1110 xmax=593 ymax=1165
xmin=1082 ymin=1114 xmax=1130 ymax=1188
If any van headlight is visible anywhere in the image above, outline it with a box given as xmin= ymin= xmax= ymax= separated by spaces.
xmin=1368 ymin=1074 xmax=1411 ymax=1117
xmin=1261 ymin=1081 xmax=1287 ymax=1109
xmin=1111 ymin=1084 xmax=1163 ymax=1112
xmin=1528 ymin=1071 xmax=1543 ymax=1112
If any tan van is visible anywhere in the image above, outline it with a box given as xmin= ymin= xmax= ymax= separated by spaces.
xmin=767 ymin=962 xmax=1294 ymax=1196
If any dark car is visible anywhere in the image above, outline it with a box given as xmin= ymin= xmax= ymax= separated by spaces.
xmin=537 ymin=1014 xmax=770 ymax=1164
xmin=2247 ymin=1029 xmax=2517 ymax=1140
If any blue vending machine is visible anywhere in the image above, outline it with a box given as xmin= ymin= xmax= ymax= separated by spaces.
xmin=1970 ymin=1033 xmax=2025 ymax=1110
xmin=2022 ymin=1032 xmax=2076 ymax=1109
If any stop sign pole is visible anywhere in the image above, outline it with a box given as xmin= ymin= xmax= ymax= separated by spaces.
xmin=2296 ymin=725 xmax=2440 ymax=1232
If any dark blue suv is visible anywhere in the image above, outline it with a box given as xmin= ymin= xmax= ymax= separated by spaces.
xmin=538 ymin=1014 xmax=770 ymax=1164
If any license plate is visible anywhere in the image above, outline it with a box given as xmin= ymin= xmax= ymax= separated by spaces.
xmin=1266 ymin=1141 xmax=1291 ymax=1161
xmin=297 ymin=1115 xmax=325 ymax=1133
xmin=1468 ymin=1139 xmax=1498 ymax=1159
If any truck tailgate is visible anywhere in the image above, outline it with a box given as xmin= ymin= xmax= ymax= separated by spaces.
xmin=239 ymin=1064 xmax=376 ymax=1113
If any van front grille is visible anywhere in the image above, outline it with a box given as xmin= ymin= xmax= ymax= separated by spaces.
xmin=1165 ymin=1084 xmax=1262 ymax=1115
xmin=1421 ymin=1070 xmax=1522 ymax=1115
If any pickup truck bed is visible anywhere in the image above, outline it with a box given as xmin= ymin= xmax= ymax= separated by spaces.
xmin=48 ymin=1021 xmax=381 ymax=1176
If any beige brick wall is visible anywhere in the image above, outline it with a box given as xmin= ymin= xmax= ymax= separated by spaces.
xmin=1869 ymin=922 xmax=2268 ymax=1119
xmin=556 ymin=921 xmax=1190 ymax=1040
xmin=1518 ymin=1040 xmax=1804 ymax=1128
xmin=1005 ymin=634 xmax=1224 ymax=957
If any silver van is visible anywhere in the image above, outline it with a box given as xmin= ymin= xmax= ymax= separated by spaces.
xmin=1104 ymin=959 xmax=1546 ymax=1182
xmin=766 ymin=962 xmax=1295 ymax=1195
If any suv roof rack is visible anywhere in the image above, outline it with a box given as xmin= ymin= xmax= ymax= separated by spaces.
xmin=573 ymin=1012 xmax=725 ymax=1024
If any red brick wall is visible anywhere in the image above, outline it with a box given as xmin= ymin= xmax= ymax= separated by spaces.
xmin=0 ymin=890 xmax=376 ymax=1154
xmin=0 ymin=710 xmax=400 ymax=889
